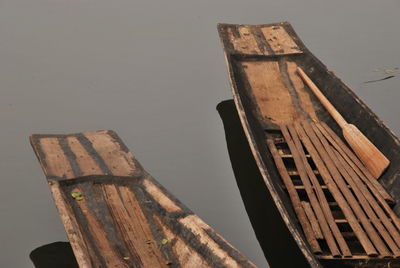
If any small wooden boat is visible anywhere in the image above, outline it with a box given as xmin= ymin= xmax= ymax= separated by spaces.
xmin=30 ymin=130 xmax=257 ymax=268
xmin=218 ymin=22 xmax=400 ymax=267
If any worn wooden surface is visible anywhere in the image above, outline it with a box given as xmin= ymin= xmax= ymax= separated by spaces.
xmin=30 ymin=130 xmax=257 ymax=268
xmin=218 ymin=22 xmax=400 ymax=267
xmin=297 ymin=67 xmax=390 ymax=179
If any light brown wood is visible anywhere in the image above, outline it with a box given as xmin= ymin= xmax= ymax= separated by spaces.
xmin=242 ymin=61 xmax=301 ymax=124
xmin=281 ymin=125 xmax=344 ymax=257
xmin=295 ymin=122 xmax=378 ymax=256
xmin=261 ymin=26 xmax=301 ymax=54
xmin=227 ymin=26 xmax=263 ymax=55
xmin=286 ymin=62 xmax=318 ymax=121
xmin=315 ymin=124 xmax=400 ymax=245
xmin=297 ymin=67 xmax=390 ymax=179
xmin=312 ymin=123 xmax=399 ymax=257
xmin=102 ymin=184 xmax=168 ymax=267
xmin=286 ymin=124 xmax=351 ymax=257
xmin=302 ymin=121 xmax=392 ymax=257
xmin=317 ymin=123 xmax=395 ymax=204
xmin=332 ymin=149 xmax=400 ymax=256
xmin=317 ymin=123 xmax=400 ymax=231
xmin=301 ymin=201 xmax=324 ymax=240
xmin=267 ymin=138 xmax=322 ymax=254
xmin=39 ymin=138 xmax=75 ymax=178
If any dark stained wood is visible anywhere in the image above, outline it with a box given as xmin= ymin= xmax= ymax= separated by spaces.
xmin=218 ymin=22 xmax=400 ymax=267
xmin=30 ymin=130 xmax=257 ymax=268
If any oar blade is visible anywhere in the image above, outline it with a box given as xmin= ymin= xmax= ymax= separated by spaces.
xmin=342 ymin=124 xmax=390 ymax=179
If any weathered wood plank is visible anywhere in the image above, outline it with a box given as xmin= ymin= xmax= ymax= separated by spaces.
xmin=281 ymin=125 xmax=341 ymax=256
xmin=295 ymin=122 xmax=378 ymax=256
xmin=283 ymin=124 xmax=350 ymax=257
xmin=266 ymin=138 xmax=322 ymax=254
xmin=260 ymin=25 xmax=302 ymax=55
xmin=30 ymin=131 xmax=257 ymax=268
xmin=241 ymin=61 xmax=301 ymax=124
xmin=311 ymin=123 xmax=399 ymax=257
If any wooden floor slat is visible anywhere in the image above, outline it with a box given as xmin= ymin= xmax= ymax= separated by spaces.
xmin=268 ymin=121 xmax=400 ymax=260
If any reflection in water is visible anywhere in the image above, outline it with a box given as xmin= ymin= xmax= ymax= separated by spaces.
xmin=217 ymin=100 xmax=310 ymax=268
xmin=30 ymin=241 xmax=78 ymax=268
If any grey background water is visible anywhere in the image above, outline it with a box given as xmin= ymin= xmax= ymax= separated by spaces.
xmin=0 ymin=0 xmax=399 ymax=267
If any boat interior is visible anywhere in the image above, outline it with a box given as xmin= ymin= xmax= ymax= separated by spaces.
xmin=219 ymin=22 xmax=400 ymax=266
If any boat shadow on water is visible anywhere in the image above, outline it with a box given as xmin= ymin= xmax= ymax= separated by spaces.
xmin=217 ymin=99 xmax=310 ymax=268
xmin=30 ymin=241 xmax=78 ymax=268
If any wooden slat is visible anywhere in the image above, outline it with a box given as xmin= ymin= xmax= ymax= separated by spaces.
xmin=301 ymin=201 xmax=324 ymax=240
xmin=317 ymin=123 xmax=400 ymax=231
xmin=314 ymin=124 xmax=400 ymax=248
xmin=260 ymin=25 xmax=302 ymax=55
xmin=266 ymin=138 xmax=322 ymax=254
xmin=317 ymin=123 xmax=395 ymax=204
xmin=226 ymin=26 xmax=264 ymax=55
xmin=285 ymin=124 xmax=351 ymax=257
xmin=281 ymin=125 xmax=342 ymax=257
xmin=295 ymin=122 xmax=378 ymax=256
xmin=287 ymin=170 xmax=320 ymax=176
xmin=311 ymin=123 xmax=399 ymax=256
xmin=39 ymin=137 xmax=75 ymax=178
xmin=30 ymin=131 xmax=257 ymax=268
xmin=301 ymin=121 xmax=391 ymax=257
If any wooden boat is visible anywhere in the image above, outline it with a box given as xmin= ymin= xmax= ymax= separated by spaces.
xmin=218 ymin=22 xmax=400 ymax=267
xmin=30 ymin=130 xmax=257 ymax=268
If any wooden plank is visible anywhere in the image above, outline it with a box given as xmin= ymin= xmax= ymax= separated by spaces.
xmin=301 ymin=121 xmax=391 ymax=257
xmin=260 ymin=25 xmax=302 ymax=55
xmin=286 ymin=62 xmax=318 ymax=121
xmin=311 ymin=123 xmax=400 ymax=256
xmin=242 ymin=61 xmax=301 ymax=124
xmin=285 ymin=124 xmax=351 ymax=257
xmin=281 ymin=125 xmax=343 ymax=257
xmin=315 ymin=126 xmax=400 ymax=248
xmin=317 ymin=123 xmax=400 ymax=230
xmin=294 ymin=122 xmax=378 ymax=256
xmin=318 ymin=122 xmax=394 ymax=204
xmin=266 ymin=138 xmax=322 ymax=254
xmin=30 ymin=131 xmax=257 ymax=268
xmin=301 ymin=202 xmax=324 ymax=240
xmin=226 ymin=25 xmax=264 ymax=55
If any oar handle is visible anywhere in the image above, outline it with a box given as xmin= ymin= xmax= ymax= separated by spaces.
xmin=297 ymin=67 xmax=347 ymax=128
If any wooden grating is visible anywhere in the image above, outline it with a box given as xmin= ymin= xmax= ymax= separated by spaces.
xmin=30 ymin=130 xmax=257 ymax=268
xmin=266 ymin=121 xmax=400 ymax=260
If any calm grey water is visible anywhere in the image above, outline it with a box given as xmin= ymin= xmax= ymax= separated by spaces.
xmin=1 ymin=0 xmax=399 ymax=267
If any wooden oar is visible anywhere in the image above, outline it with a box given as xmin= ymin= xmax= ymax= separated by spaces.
xmin=296 ymin=67 xmax=390 ymax=179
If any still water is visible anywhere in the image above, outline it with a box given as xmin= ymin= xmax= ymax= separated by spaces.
xmin=0 ymin=0 xmax=399 ymax=267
